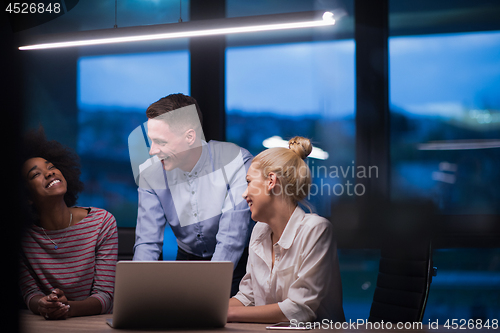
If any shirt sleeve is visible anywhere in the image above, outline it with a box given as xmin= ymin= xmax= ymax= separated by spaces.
xmin=211 ymin=147 xmax=254 ymax=268
xmin=89 ymin=210 xmax=118 ymax=314
xmin=133 ymin=185 xmax=167 ymax=261
xmin=19 ymin=253 xmax=45 ymax=308
xmin=277 ymin=222 xmax=336 ymax=322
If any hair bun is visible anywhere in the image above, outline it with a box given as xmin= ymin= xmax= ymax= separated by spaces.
xmin=288 ymin=136 xmax=312 ymax=160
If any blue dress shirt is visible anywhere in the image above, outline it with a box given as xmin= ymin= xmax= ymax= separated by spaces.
xmin=133 ymin=140 xmax=254 ymax=269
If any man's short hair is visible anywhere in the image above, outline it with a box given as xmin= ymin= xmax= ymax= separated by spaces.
xmin=146 ymin=93 xmax=203 ymax=125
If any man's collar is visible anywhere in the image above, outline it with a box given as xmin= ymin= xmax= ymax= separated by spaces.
xmin=185 ymin=140 xmax=208 ymax=176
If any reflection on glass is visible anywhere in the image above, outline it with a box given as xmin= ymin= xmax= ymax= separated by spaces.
xmin=226 ymin=40 xmax=356 ymax=217
xmin=424 ymin=248 xmax=500 ymax=322
xmin=390 ymin=31 xmax=500 ymax=214
xmin=77 ymin=51 xmax=190 ymax=259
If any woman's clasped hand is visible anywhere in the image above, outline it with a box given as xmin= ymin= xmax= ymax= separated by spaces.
xmin=36 ymin=289 xmax=70 ymax=320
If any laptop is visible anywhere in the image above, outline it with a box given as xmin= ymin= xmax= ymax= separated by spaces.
xmin=107 ymin=261 xmax=233 ymax=329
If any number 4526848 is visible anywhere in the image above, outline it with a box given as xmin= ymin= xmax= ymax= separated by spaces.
xmin=5 ymin=3 xmax=61 ymax=14
xmin=444 ymin=319 xmax=498 ymax=329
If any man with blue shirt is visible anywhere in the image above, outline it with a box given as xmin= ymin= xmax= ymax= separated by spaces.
xmin=132 ymin=93 xmax=253 ymax=296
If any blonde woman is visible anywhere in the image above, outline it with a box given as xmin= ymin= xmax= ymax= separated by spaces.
xmin=227 ymin=137 xmax=345 ymax=323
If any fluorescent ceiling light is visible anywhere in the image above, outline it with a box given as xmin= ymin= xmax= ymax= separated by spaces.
xmin=262 ymin=136 xmax=329 ymax=160
xmin=19 ymin=11 xmax=335 ymax=50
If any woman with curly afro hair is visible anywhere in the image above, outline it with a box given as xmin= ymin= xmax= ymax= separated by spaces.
xmin=20 ymin=127 xmax=118 ymax=320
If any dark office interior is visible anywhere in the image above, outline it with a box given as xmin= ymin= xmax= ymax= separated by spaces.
xmin=3 ymin=0 xmax=500 ymax=331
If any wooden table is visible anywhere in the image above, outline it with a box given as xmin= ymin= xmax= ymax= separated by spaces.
xmin=19 ymin=311 xmax=493 ymax=332
xmin=20 ymin=311 xmax=269 ymax=333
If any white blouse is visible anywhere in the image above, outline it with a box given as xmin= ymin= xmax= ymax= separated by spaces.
xmin=234 ymin=207 xmax=345 ymax=322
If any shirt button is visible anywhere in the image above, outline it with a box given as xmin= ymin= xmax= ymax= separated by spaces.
xmin=197 ymin=234 xmax=201 ymax=238
xmin=194 ymin=213 xmax=197 ymax=217
xmin=192 ymin=191 xmax=195 ymax=194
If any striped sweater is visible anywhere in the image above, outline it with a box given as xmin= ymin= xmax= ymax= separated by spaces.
xmin=19 ymin=207 xmax=118 ymax=314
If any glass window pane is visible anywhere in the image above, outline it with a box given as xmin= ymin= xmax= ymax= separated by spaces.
xmin=338 ymin=249 xmax=380 ymax=321
xmin=77 ymin=50 xmax=189 ymax=259
xmin=389 ymin=31 xmax=500 ymax=214
xmin=227 ymin=0 xmax=315 ymax=17
xmin=226 ymin=39 xmax=355 ymax=217
xmin=425 ymin=248 xmax=500 ymax=322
